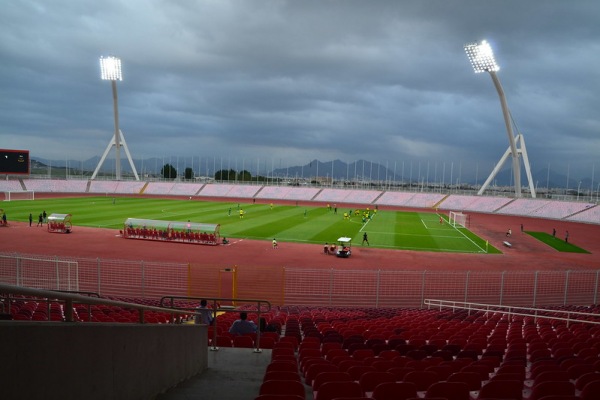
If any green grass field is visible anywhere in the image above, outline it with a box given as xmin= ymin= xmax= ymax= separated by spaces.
xmin=526 ymin=231 xmax=590 ymax=253
xmin=3 ymin=196 xmax=499 ymax=254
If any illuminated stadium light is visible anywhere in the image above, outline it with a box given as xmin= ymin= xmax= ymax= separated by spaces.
xmin=99 ymin=56 xmax=123 ymax=81
xmin=92 ymin=56 xmax=139 ymax=181
xmin=464 ymin=40 xmax=499 ymax=73
xmin=464 ymin=40 xmax=536 ymax=198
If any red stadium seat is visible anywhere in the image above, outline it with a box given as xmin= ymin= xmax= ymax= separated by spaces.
xmin=259 ymin=380 xmax=305 ymax=399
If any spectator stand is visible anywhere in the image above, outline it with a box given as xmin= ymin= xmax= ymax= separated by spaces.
xmin=122 ymin=218 xmax=220 ymax=245
xmin=47 ymin=213 xmax=72 ymax=233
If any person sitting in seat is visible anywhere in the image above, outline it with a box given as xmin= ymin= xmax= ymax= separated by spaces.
xmin=229 ymin=312 xmax=257 ymax=336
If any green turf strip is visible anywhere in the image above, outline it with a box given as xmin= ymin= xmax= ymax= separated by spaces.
xmin=4 ymin=196 xmax=499 ymax=254
xmin=526 ymin=231 xmax=590 ymax=253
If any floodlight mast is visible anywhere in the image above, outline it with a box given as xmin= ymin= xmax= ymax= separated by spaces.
xmin=92 ymin=56 xmax=139 ymax=181
xmin=465 ymin=40 xmax=535 ymax=198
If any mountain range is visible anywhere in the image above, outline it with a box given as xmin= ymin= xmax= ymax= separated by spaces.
xmin=31 ymin=156 xmax=596 ymax=191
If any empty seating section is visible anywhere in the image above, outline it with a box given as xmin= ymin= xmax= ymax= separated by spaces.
xmin=439 ymin=195 xmax=513 ymax=213
xmin=115 ymin=181 xmax=146 ymax=194
xmin=23 ymin=179 xmax=88 ymax=193
xmin=0 ymin=179 xmax=24 ymax=191
xmin=497 ymin=198 xmax=553 ymax=216
xmin=527 ymin=201 xmax=595 ymax=220
xmin=256 ymin=186 xmax=320 ymax=201
xmin=497 ymin=197 xmax=585 ymax=219
xmin=197 ymin=183 xmax=260 ymax=198
xmin=313 ymin=189 xmax=353 ymax=203
xmin=88 ymin=180 xmax=120 ymax=193
xmin=375 ymin=192 xmax=445 ymax=208
xmin=7 ymin=298 xmax=600 ymax=398
xmin=225 ymin=185 xmax=262 ymax=198
xmin=6 ymin=295 xmax=188 ymax=323
xmin=375 ymin=191 xmax=416 ymax=206
xmin=169 ymin=183 xmax=204 ymax=195
xmin=143 ymin=182 xmax=176 ymax=194
xmin=343 ymin=190 xmax=382 ymax=204
xmin=402 ymin=193 xmax=446 ymax=208
xmin=89 ymin=180 xmax=145 ymax=194
xmin=4 ymin=176 xmax=600 ymax=224
xmin=314 ymin=189 xmax=382 ymax=204
xmin=567 ymin=205 xmax=600 ymax=224
xmin=251 ymin=305 xmax=600 ymax=400
xmin=198 ymin=184 xmax=238 ymax=197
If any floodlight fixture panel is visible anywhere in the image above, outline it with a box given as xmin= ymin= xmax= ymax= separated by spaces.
xmin=464 ymin=40 xmax=499 ymax=73
xmin=100 ymin=56 xmax=122 ymax=81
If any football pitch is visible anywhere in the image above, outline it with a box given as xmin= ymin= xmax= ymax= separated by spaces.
xmin=5 ymin=196 xmax=500 ymax=254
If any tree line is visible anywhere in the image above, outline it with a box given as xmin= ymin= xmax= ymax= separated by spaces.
xmin=160 ymin=164 xmax=254 ymax=181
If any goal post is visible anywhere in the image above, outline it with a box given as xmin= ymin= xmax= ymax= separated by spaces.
xmin=3 ymin=190 xmax=35 ymax=201
xmin=449 ymin=211 xmax=469 ymax=228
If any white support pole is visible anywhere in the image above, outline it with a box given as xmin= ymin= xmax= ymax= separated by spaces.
xmin=488 ymin=71 xmax=521 ymax=197
xmin=91 ymin=130 xmax=139 ymax=181
xmin=119 ymin=130 xmax=140 ymax=180
xmin=517 ymin=134 xmax=536 ymax=198
xmin=111 ymin=80 xmax=122 ymax=180
xmin=477 ymin=146 xmax=512 ymax=196
xmin=91 ymin=137 xmax=116 ymax=180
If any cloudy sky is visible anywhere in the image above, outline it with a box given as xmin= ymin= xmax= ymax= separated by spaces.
xmin=1 ymin=0 xmax=599 ymax=180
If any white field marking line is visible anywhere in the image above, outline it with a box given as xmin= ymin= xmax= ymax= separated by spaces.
xmin=371 ymin=243 xmax=482 ymax=253
xmin=359 ymin=215 xmax=374 ymax=232
xmin=440 ymin=213 xmax=486 ymax=253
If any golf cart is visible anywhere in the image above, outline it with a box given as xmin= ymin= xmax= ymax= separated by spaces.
xmin=336 ymin=237 xmax=352 ymax=258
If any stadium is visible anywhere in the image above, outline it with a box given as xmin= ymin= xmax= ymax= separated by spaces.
xmin=2 ymin=6 xmax=600 ymax=398
xmin=1 ymin=171 xmax=600 ymax=399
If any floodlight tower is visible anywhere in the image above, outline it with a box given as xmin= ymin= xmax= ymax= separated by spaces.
xmin=92 ymin=56 xmax=139 ymax=180
xmin=464 ymin=40 xmax=535 ymax=198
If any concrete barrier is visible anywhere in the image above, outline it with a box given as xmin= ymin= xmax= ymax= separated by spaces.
xmin=0 ymin=322 xmax=207 ymax=400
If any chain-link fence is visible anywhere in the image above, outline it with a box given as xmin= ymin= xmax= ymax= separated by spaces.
xmin=1 ymin=252 xmax=598 ymax=307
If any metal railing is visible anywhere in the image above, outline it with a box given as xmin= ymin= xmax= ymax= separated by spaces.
xmin=0 ymin=282 xmax=192 ymax=324
xmin=160 ymin=295 xmax=272 ymax=353
xmin=424 ymin=298 xmax=600 ymax=327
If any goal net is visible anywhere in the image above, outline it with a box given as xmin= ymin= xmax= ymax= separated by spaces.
xmin=449 ymin=211 xmax=468 ymax=228
xmin=3 ymin=190 xmax=35 ymax=201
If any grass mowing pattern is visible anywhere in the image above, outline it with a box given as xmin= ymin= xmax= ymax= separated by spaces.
xmin=526 ymin=231 xmax=590 ymax=253
xmin=4 ymin=196 xmax=499 ymax=254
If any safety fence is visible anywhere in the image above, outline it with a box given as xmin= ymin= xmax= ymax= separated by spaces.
xmin=1 ymin=252 xmax=599 ymax=308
